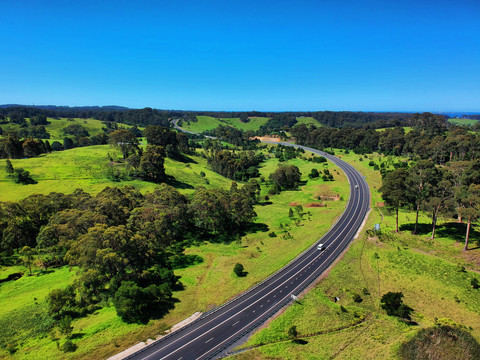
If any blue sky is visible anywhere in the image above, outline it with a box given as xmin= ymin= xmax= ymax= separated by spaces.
xmin=1 ymin=0 xmax=479 ymax=111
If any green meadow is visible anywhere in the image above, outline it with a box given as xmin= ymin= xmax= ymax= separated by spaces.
xmin=448 ymin=118 xmax=479 ymax=126
xmin=295 ymin=117 xmax=322 ymax=127
xmin=181 ymin=116 xmax=270 ymax=133
xmin=0 ymin=144 xmax=353 ymax=359
xmin=0 ymin=117 xmax=137 ymax=143
xmin=232 ymin=150 xmax=480 ymax=360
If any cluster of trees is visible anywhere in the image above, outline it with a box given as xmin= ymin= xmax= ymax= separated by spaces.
xmin=5 ymin=159 xmax=37 ymax=184
xmin=269 ymin=165 xmax=302 ymax=194
xmin=0 ymin=133 xmax=52 ymax=159
xmin=0 ymin=183 xmax=257 ymax=324
xmin=291 ymin=124 xmax=380 ymax=154
xmin=380 ymin=159 xmax=480 ymax=250
xmin=209 ymin=125 xmax=259 ymax=149
xmin=207 ymin=149 xmax=264 ymax=181
xmin=268 ymin=144 xmax=305 ymax=161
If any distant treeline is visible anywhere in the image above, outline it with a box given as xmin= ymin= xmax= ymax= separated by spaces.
xmin=292 ymin=113 xmax=480 ymax=164
xmin=1 ymin=105 xmax=423 ymax=129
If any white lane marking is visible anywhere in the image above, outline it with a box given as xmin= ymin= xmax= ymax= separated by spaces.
xmin=232 ymin=321 xmax=239 ymax=326
xmin=205 ymin=337 xmax=213 ymax=344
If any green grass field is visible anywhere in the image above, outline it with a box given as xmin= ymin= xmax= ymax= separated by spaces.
xmin=448 ymin=118 xmax=479 ymax=126
xmin=0 ymin=117 xmax=138 ymax=143
xmin=295 ymin=117 xmax=322 ymax=127
xmin=0 ymin=144 xmax=354 ymax=359
xmin=0 ymin=145 xmax=235 ymax=202
xmin=231 ymin=150 xmax=480 ymax=360
xmin=181 ymin=116 xmax=270 ymax=133
xmin=376 ymin=126 xmax=413 ymax=134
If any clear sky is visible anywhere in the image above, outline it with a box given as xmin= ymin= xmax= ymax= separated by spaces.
xmin=1 ymin=0 xmax=479 ymax=112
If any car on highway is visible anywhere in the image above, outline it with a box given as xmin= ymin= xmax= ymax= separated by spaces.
xmin=317 ymin=243 xmax=325 ymax=251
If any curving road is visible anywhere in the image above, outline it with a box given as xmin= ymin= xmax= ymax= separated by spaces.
xmin=125 ymin=134 xmax=370 ymax=360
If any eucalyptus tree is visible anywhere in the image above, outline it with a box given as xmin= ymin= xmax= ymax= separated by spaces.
xmin=380 ymin=168 xmax=408 ymax=232
xmin=405 ymin=160 xmax=440 ymax=234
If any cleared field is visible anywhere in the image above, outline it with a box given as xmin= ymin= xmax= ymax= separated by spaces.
xmin=376 ymin=126 xmax=413 ymax=133
xmin=295 ymin=117 xmax=322 ymax=127
xmin=181 ymin=116 xmax=270 ymax=133
xmin=0 ymin=117 xmax=138 ymax=143
xmin=448 ymin=118 xmax=479 ymax=126
xmin=232 ymin=150 xmax=480 ymax=360
xmin=0 ymin=145 xmax=235 ymax=202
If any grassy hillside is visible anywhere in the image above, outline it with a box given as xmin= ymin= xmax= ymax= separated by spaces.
xmin=0 ymin=145 xmax=353 ymax=359
xmin=231 ymin=150 xmax=480 ymax=360
xmin=295 ymin=117 xmax=322 ymax=127
xmin=181 ymin=116 xmax=270 ymax=133
xmin=0 ymin=145 xmax=234 ymax=202
xmin=0 ymin=117 xmax=137 ymax=143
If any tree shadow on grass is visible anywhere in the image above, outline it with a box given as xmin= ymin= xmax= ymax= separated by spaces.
xmin=293 ymin=339 xmax=309 ymax=345
xmin=435 ymin=222 xmax=480 ymax=243
xmin=399 ymin=221 xmax=480 ymax=248
xmin=399 ymin=223 xmax=432 ymax=235
xmin=165 ymin=178 xmax=194 ymax=190
xmin=242 ymin=222 xmax=269 ymax=235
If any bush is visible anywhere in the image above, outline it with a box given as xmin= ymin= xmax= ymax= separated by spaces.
xmin=14 ymin=168 xmax=37 ymax=185
xmin=308 ymin=168 xmax=319 ymax=179
xmin=61 ymin=340 xmax=77 ymax=353
xmin=353 ymin=293 xmax=363 ymax=303
xmin=380 ymin=292 xmax=413 ymax=319
xmin=471 ymin=278 xmax=479 ymax=289
xmin=398 ymin=326 xmax=480 ymax=360
xmin=233 ymin=263 xmax=246 ymax=277
xmin=268 ymin=231 xmax=277 ymax=237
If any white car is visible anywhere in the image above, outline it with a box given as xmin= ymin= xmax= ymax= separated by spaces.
xmin=355 ymin=184 xmax=359 ymax=189
xmin=317 ymin=243 xmax=325 ymax=251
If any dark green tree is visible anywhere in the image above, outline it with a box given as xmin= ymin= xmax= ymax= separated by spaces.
xmin=380 ymin=292 xmax=413 ymax=320
xmin=109 ymin=129 xmax=139 ymax=160
xmin=139 ymin=145 xmax=166 ymax=183
xmin=5 ymin=159 xmax=14 ymax=175
xmin=270 ymin=165 xmax=302 ymax=190
xmin=380 ymin=168 xmax=408 ymax=232
xmin=233 ymin=263 xmax=246 ymax=277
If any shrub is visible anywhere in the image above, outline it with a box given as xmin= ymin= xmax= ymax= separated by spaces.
xmin=61 ymin=340 xmax=77 ymax=353
xmin=353 ymin=293 xmax=363 ymax=303
xmin=380 ymin=292 xmax=413 ymax=319
xmin=268 ymin=232 xmax=277 ymax=237
xmin=471 ymin=278 xmax=479 ymax=289
xmin=233 ymin=263 xmax=246 ymax=277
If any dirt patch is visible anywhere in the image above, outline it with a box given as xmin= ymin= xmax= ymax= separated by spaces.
xmin=251 ymin=136 xmax=281 ymax=142
xmin=316 ymin=194 xmax=340 ymax=201
xmin=305 ymin=202 xmax=325 ymax=208
xmin=376 ymin=202 xmax=385 ymax=207
xmin=289 ymin=202 xmax=301 ymax=207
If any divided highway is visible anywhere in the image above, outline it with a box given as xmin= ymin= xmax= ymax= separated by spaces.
xmin=125 ymin=138 xmax=370 ymax=360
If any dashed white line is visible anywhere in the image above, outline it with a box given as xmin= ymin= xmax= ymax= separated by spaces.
xmin=205 ymin=337 xmax=214 ymax=344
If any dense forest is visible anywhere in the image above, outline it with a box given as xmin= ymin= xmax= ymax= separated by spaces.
xmin=0 ymin=183 xmax=257 ymax=325
xmin=292 ymin=113 xmax=480 ymax=163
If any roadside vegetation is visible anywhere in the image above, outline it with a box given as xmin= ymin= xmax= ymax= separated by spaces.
xmin=231 ymin=148 xmax=480 ymax=360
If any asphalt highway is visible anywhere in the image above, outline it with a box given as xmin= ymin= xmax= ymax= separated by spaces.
xmin=125 ymin=140 xmax=370 ymax=360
